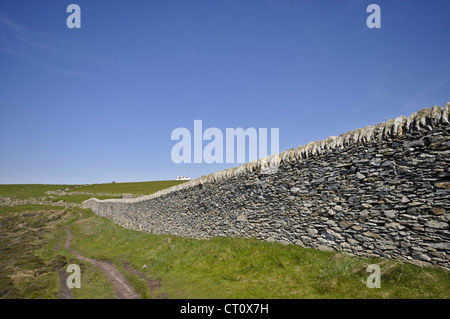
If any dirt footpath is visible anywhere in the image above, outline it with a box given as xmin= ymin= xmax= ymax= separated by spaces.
xmin=64 ymin=226 xmax=141 ymax=299
xmin=57 ymin=268 xmax=74 ymax=299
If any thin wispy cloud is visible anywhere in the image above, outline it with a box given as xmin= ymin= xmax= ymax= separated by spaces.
xmin=0 ymin=11 xmax=118 ymax=77
xmin=37 ymin=66 xmax=89 ymax=78
xmin=351 ymin=101 xmax=381 ymax=114
xmin=0 ymin=46 xmax=25 ymax=56
xmin=414 ymin=77 xmax=449 ymax=98
xmin=399 ymin=77 xmax=450 ymax=113
xmin=0 ymin=11 xmax=57 ymax=54
xmin=0 ymin=11 xmax=23 ymax=32
xmin=367 ymin=87 xmax=388 ymax=98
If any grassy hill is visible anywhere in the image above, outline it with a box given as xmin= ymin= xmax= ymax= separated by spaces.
xmin=0 ymin=184 xmax=76 ymax=199
xmin=0 ymin=180 xmax=188 ymax=202
xmin=1 ymin=181 xmax=449 ymax=299
xmin=69 ymin=180 xmax=189 ymax=195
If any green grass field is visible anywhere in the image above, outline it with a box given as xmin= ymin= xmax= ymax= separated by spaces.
xmin=69 ymin=180 xmax=189 ymax=195
xmin=1 ymin=180 xmax=449 ymax=299
xmin=0 ymin=205 xmax=449 ymax=299
xmin=0 ymin=181 xmax=187 ymax=203
xmin=69 ymin=210 xmax=449 ymax=299
xmin=0 ymin=184 xmax=76 ymax=199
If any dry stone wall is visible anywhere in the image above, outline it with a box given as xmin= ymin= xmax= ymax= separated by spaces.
xmin=84 ymin=104 xmax=450 ymax=269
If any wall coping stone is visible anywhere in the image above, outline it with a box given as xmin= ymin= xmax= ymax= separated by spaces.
xmin=83 ymin=103 xmax=450 ymax=206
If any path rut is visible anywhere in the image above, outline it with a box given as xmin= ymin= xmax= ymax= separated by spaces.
xmin=64 ymin=227 xmax=140 ymax=299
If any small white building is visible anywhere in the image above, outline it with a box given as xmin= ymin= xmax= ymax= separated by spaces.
xmin=176 ymin=176 xmax=191 ymax=180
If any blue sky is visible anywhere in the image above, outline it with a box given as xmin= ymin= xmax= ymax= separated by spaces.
xmin=0 ymin=0 xmax=449 ymax=184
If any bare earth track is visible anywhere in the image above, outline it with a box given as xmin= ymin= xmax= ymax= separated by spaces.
xmin=63 ymin=227 xmax=140 ymax=299
xmin=57 ymin=268 xmax=74 ymax=299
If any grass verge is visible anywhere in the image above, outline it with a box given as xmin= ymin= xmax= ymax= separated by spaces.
xmin=69 ymin=210 xmax=450 ymax=299
xmin=1 ymin=205 xmax=449 ymax=299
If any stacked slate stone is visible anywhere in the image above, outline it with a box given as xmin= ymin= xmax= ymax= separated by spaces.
xmin=84 ymin=103 xmax=450 ymax=269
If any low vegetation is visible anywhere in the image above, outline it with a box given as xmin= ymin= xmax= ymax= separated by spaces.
xmin=0 ymin=206 xmax=70 ymax=298
xmin=69 ymin=210 xmax=450 ymax=299
xmin=1 ymin=186 xmax=449 ymax=299
xmin=0 ymin=206 xmax=115 ymax=299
